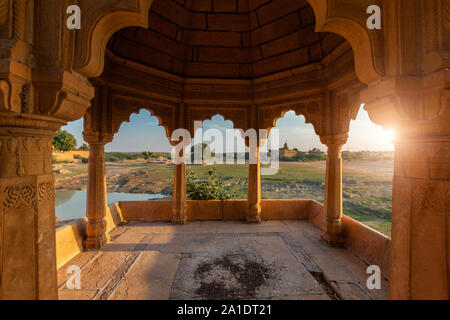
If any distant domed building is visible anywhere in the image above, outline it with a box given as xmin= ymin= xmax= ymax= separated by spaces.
xmin=280 ymin=141 xmax=298 ymax=158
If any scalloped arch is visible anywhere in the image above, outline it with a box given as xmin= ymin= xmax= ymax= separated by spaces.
xmin=114 ymin=106 xmax=172 ymax=143
xmin=194 ymin=113 xmax=237 ymax=132
xmin=197 ymin=113 xmax=249 ymax=142
xmin=265 ymin=108 xmax=321 ymax=139
xmin=74 ymin=0 xmax=153 ymax=78
xmin=187 ymin=108 xmax=248 ymax=137
xmin=307 ymin=0 xmax=384 ymax=84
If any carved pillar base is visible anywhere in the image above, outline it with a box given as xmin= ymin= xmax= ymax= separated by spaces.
xmin=172 ymin=163 xmax=187 ymax=225
xmin=172 ymin=202 xmax=187 ymax=225
xmin=84 ymin=220 xmax=109 ymax=249
xmin=320 ymin=218 xmax=345 ymax=247
xmin=247 ymin=203 xmax=262 ymax=224
xmin=0 ymin=129 xmax=57 ymax=300
xmin=320 ymin=134 xmax=347 ymax=247
xmin=247 ymin=145 xmax=262 ymax=223
xmin=83 ymin=135 xmax=111 ymax=250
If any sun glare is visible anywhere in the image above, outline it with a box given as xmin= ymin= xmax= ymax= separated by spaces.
xmin=380 ymin=129 xmax=396 ymax=144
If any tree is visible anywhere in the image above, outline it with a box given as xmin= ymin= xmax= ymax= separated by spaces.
xmin=53 ymin=130 xmax=77 ymax=152
xmin=79 ymin=143 xmax=89 ymax=151
xmin=190 ymin=143 xmax=213 ymax=162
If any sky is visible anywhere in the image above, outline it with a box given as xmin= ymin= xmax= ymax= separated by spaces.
xmin=62 ymin=105 xmax=395 ymax=153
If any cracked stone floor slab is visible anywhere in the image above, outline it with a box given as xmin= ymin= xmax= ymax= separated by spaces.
xmin=57 ymin=220 xmax=388 ymax=300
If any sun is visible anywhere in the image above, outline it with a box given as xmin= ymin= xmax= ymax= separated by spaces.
xmin=380 ymin=129 xmax=396 ymax=144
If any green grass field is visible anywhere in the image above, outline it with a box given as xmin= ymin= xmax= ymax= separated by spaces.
xmin=184 ymin=162 xmax=392 ymax=236
xmin=57 ymin=160 xmax=393 ymax=236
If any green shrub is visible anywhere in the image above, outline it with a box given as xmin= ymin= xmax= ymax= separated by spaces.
xmin=280 ymin=156 xmax=296 ymax=162
xmin=186 ymin=169 xmax=236 ymax=200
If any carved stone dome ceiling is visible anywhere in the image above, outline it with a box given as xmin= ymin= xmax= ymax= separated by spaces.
xmin=108 ymin=0 xmax=346 ymax=79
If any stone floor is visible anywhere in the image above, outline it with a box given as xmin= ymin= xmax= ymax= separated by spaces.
xmin=57 ymin=220 xmax=389 ymax=300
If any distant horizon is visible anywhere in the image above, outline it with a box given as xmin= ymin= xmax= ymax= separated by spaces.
xmin=95 ymin=149 xmax=395 ymax=154
xmin=62 ymin=106 xmax=395 ymax=153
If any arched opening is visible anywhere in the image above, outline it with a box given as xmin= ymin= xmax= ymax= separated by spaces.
xmin=107 ymin=109 xmax=173 ymax=201
xmin=187 ymin=114 xmax=248 ymax=200
xmin=344 ymin=105 xmax=395 ymax=236
xmin=262 ymin=111 xmax=326 ymax=201
xmin=53 ymin=109 xmax=173 ymax=227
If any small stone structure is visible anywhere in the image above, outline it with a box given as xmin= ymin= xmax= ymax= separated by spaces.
xmin=280 ymin=142 xmax=298 ymax=158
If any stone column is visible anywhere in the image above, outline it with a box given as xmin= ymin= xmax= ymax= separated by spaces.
xmin=362 ymin=76 xmax=449 ymax=299
xmin=172 ymin=162 xmax=187 ymax=225
xmin=83 ymin=133 xmax=112 ymax=249
xmin=320 ymin=134 xmax=348 ymax=246
xmin=389 ymin=134 xmax=449 ymax=299
xmin=172 ymin=101 xmax=187 ymax=225
xmin=0 ymin=126 xmax=58 ymax=300
xmin=247 ymin=144 xmax=262 ymax=223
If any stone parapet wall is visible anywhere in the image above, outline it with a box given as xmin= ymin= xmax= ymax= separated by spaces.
xmin=118 ymin=199 xmax=313 ymax=221
xmin=55 ymin=219 xmax=87 ymax=269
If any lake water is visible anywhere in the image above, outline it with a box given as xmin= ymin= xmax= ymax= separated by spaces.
xmin=55 ymin=190 xmax=166 ymax=221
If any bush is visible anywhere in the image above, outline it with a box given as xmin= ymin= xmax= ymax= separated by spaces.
xmin=74 ymin=154 xmax=88 ymax=163
xmin=280 ymin=156 xmax=296 ymax=162
xmin=186 ymin=169 xmax=236 ymax=200
xmin=78 ymin=143 xmax=89 ymax=151
xmin=105 ymin=152 xmax=127 ymax=162
xmin=53 ymin=130 xmax=77 ymax=152
xmin=294 ymin=149 xmax=327 ymax=162
xmin=103 ymin=152 xmax=173 ymax=162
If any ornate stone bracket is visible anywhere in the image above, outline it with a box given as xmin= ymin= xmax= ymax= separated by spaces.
xmin=307 ymin=0 xmax=385 ymax=84
xmin=74 ymin=0 xmax=153 ymax=78
xmin=362 ymin=73 xmax=450 ymax=137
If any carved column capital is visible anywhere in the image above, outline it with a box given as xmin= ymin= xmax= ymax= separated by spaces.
xmin=320 ymin=133 xmax=349 ymax=148
xmin=361 ymin=72 xmax=449 ymax=138
xmin=83 ymin=131 xmax=114 ymax=145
